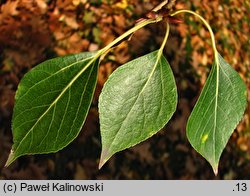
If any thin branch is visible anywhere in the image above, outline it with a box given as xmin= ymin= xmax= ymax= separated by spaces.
xmin=152 ymin=0 xmax=169 ymax=12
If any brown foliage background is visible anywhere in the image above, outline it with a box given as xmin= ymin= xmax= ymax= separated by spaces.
xmin=0 ymin=0 xmax=249 ymax=179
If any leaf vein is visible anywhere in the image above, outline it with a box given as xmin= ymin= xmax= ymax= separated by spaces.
xmin=109 ymin=53 xmax=160 ymax=149
xmin=14 ymin=57 xmax=95 ymax=154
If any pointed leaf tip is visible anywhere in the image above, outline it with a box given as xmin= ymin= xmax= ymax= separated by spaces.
xmin=8 ymin=52 xmax=99 ymax=165
xmin=98 ymin=149 xmax=110 ymax=169
xmin=99 ymin=50 xmax=177 ymax=167
xmin=187 ymin=52 xmax=247 ymax=174
xmin=5 ymin=149 xmax=16 ymax=167
xmin=213 ymin=166 xmax=218 ymax=176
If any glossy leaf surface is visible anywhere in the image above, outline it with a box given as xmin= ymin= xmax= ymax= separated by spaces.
xmin=187 ymin=52 xmax=247 ymax=174
xmin=6 ymin=52 xmax=99 ymax=166
xmin=99 ymin=50 xmax=177 ymax=168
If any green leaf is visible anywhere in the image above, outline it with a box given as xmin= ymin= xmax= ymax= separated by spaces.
xmin=98 ymin=50 xmax=177 ymax=168
xmin=6 ymin=52 xmax=99 ymax=166
xmin=187 ymin=52 xmax=247 ymax=174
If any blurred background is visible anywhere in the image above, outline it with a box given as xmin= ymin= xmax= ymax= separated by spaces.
xmin=0 ymin=0 xmax=249 ymax=179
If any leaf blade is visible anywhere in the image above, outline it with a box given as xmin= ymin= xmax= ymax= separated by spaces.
xmin=6 ymin=52 xmax=99 ymax=166
xmin=99 ymin=50 xmax=177 ymax=168
xmin=187 ymin=52 xmax=247 ymax=174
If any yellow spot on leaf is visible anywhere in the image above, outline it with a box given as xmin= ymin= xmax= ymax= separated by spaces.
xmin=201 ymin=134 xmax=209 ymax=144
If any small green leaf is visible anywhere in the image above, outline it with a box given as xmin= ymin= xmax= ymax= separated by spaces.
xmin=187 ymin=52 xmax=247 ymax=174
xmin=6 ymin=52 xmax=99 ymax=166
xmin=99 ymin=50 xmax=177 ymax=168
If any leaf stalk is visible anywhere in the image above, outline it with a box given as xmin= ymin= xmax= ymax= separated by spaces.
xmin=159 ymin=22 xmax=170 ymax=54
xmin=171 ymin=10 xmax=218 ymax=60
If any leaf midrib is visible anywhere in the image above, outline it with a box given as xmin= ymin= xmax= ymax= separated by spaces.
xmin=212 ymin=53 xmax=220 ymax=164
xmin=108 ymin=51 xmax=163 ymax=152
xmin=14 ymin=57 xmax=96 ymax=155
xmin=18 ymin=56 xmax=93 ymax=100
